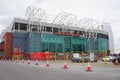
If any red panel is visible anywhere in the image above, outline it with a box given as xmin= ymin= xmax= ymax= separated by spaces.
xmin=30 ymin=52 xmax=51 ymax=60
xmin=31 ymin=53 xmax=33 ymax=60
xmin=0 ymin=45 xmax=4 ymax=50
xmin=45 ymin=52 xmax=51 ymax=60
xmin=4 ymin=32 xmax=12 ymax=55
xmin=40 ymin=52 xmax=46 ymax=60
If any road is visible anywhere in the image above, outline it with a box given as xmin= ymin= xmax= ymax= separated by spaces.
xmin=0 ymin=60 xmax=120 ymax=80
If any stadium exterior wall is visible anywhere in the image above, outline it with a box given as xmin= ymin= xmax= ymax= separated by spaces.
xmin=3 ymin=18 xmax=110 ymax=55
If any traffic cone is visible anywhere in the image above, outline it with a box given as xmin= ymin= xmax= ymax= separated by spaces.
xmin=86 ymin=62 xmax=92 ymax=72
xmin=4 ymin=58 xmax=7 ymax=62
xmin=63 ymin=61 xmax=68 ymax=69
xmin=3 ymin=59 xmax=5 ymax=62
xmin=22 ymin=59 xmax=24 ymax=64
xmin=16 ymin=59 xmax=19 ymax=63
xmin=8 ymin=59 xmax=11 ymax=62
xmin=35 ymin=60 xmax=39 ymax=65
xmin=115 ymin=59 xmax=119 ymax=65
xmin=27 ymin=60 xmax=30 ymax=64
xmin=12 ymin=59 xmax=14 ymax=62
xmin=46 ymin=61 xmax=50 ymax=67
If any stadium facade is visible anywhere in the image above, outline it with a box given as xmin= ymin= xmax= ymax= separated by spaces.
xmin=102 ymin=23 xmax=114 ymax=54
xmin=0 ymin=6 xmax=110 ymax=57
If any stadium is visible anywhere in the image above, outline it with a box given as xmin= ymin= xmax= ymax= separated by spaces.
xmin=0 ymin=6 xmax=109 ymax=59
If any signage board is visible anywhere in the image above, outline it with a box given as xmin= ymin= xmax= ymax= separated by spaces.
xmin=54 ymin=32 xmax=80 ymax=36
xmin=90 ymin=53 xmax=94 ymax=61
xmin=73 ymin=53 xmax=80 ymax=58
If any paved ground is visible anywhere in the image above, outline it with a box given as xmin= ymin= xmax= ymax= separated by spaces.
xmin=0 ymin=60 xmax=120 ymax=80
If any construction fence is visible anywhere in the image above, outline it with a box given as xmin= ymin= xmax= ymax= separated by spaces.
xmin=1 ymin=49 xmax=120 ymax=61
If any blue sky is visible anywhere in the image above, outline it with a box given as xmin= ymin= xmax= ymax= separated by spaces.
xmin=0 ymin=0 xmax=120 ymax=50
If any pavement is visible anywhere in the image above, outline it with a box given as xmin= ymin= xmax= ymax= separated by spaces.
xmin=0 ymin=60 xmax=120 ymax=80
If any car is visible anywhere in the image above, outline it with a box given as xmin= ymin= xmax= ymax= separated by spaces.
xmin=71 ymin=56 xmax=88 ymax=63
xmin=85 ymin=56 xmax=98 ymax=63
xmin=112 ymin=56 xmax=120 ymax=65
xmin=71 ymin=56 xmax=97 ymax=63
xmin=101 ymin=56 xmax=115 ymax=62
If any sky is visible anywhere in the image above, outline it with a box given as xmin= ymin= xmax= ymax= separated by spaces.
xmin=0 ymin=0 xmax=120 ymax=50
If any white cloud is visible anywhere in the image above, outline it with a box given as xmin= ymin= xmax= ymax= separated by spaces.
xmin=0 ymin=0 xmax=120 ymax=50
xmin=0 ymin=24 xmax=6 ymax=33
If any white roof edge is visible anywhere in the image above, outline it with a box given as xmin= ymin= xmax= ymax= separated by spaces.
xmin=12 ymin=18 xmax=108 ymax=35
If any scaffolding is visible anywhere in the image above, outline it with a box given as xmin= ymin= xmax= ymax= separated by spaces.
xmin=77 ymin=17 xmax=99 ymax=53
xmin=25 ymin=6 xmax=46 ymax=33
xmin=0 ymin=26 xmax=11 ymax=42
xmin=0 ymin=6 xmax=102 ymax=45
xmin=25 ymin=6 xmax=100 ymax=34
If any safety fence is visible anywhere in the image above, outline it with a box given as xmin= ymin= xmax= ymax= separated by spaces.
xmin=1 ymin=49 xmax=120 ymax=63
